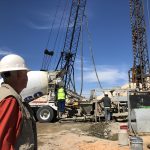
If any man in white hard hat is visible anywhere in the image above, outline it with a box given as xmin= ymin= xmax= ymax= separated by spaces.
xmin=0 ymin=54 xmax=37 ymax=150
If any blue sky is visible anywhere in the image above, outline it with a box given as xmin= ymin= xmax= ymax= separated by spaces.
xmin=0 ymin=0 xmax=150 ymax=97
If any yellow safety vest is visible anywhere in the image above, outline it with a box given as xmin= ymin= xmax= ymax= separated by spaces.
xmin=57 ymin=87 xmax=65 ymax=100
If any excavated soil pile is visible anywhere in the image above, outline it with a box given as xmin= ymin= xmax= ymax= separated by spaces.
xmin=87 ymin=122 xmax=118 ymax=140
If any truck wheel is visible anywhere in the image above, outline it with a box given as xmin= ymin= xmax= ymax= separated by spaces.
xmin=36 ymin=106 xmax=54 ymax=123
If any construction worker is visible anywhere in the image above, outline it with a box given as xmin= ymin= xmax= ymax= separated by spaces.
xmin=0 ymin=54 xmax=37 ymax=150
xmin=56 ymin=83 xmax=66 ymax=119
xmin=99 ymin=93 xmax=111 ymax=121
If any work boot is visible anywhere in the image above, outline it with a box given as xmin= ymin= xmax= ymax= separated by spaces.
xmin=58 ymin=112 xmax=62 ymax=119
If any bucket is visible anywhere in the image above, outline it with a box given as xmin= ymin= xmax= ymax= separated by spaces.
xmin=120 ymin=123 xmax=128 ymax=131
xmin=118 ymin=132 xmax=129 ymax=146
xmin=118 ymin=123 xmax=129 ymax=146
xmin=130 ymin=136 xmax=143 ymax=150
xmin=120 ymin=124 xmax=128 ymax=130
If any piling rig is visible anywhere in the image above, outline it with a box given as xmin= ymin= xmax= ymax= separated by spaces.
xmin=128 ymin=0 xmax=150 ymax=91
xmin=128 ymin=0 xmax=150 ymax=134
xmin=21 ymin=0 xmax=88 ymax=123
xmin=55 ymin=0 xmax=86 ymax=92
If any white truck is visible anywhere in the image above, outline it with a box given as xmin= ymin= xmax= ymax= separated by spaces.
xmin=20 ymin=70 xmax=84 ymax=123
xmin=20 ymin=70 xmax=62 ymax=122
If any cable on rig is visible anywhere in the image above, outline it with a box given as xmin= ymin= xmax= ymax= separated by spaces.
xmin=79 ymin=12 xmax=84 ymax=96
xmin=41 ymin=0 xmax=61 ymax=71
xmin=84 ymin=14 xmax=104 ymax=93
xmin=50 ymin=0 xmax=70 ymax=70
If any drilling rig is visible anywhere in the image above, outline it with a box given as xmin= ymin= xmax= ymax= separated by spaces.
xmin=20 ymin=0 xmax=87 ymax=123
xmin=55 ymin=0 xmax=86 ymax=92
xmin=128 ymin=0 xmax=150 ymax=91
xmin=128 ymin=0 xmax=150 ymax=134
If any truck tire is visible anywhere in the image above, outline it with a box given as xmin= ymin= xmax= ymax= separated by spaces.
xmin=36 ymin=106 xmax=54 ymax=123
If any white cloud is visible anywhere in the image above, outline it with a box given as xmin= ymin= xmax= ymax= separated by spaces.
xmin=27 ymin=21 xmax=52 ymax=30
xmin=0 ymin=48 xmax=11 ymax=55
xmin=26 ymin=9 xmax=69 ymax=30
xmin=76 ymin=64 xmax=128 ymax=87
xmin=84 ymin=68 xmax=127 ymax=83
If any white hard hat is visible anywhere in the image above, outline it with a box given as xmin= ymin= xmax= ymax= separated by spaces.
xmin=56 ymin=78 xmax=64 ymax=86
xmin=0 ymin=54 xmax=29 ymax=73
xmin=104 ymin=92 xmax=109 ymax=96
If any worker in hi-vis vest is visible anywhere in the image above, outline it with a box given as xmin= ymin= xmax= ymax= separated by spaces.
xmin=56 ymin=85 xmax=66 ymax=119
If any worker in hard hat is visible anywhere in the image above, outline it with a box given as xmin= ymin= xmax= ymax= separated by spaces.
xmin=56 ymin=83 xmax=66 ymax=119
xmin=0 ymin=54 xmax=37 ymax=150
xmin=99 ymin=93 xmax=112 ymax=121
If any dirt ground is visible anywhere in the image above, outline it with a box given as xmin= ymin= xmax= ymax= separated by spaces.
xmin=37 ymin=121 xmax=150 ymax=150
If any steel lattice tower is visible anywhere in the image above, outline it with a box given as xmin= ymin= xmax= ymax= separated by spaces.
xmin=129 ymin=0 xmax=150 ymax=90
xmin=56 ymin=0 xmax=86 ymax=91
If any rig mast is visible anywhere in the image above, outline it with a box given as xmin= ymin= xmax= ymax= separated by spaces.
xmin=56 ymin=0 xmax=86 ymax=91
xmin=129 ymin=0 xmax=150 ymax=90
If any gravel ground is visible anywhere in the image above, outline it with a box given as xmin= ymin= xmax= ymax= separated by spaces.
xmin=37 ymin=121 xmax=150 ymax=150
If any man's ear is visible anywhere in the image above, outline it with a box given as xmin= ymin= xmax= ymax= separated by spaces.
xmin=16 ymin=71 xmax=21 ymax=78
